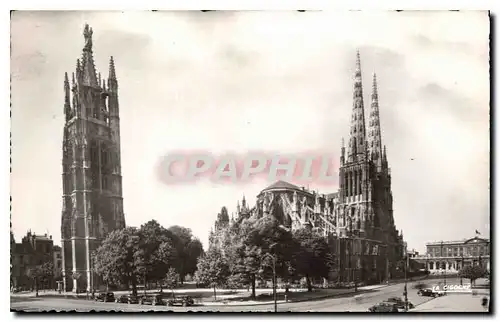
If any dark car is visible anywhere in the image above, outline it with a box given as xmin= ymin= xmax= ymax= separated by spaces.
xmin=95 ymin=292 xmax=115 ymax=302
xmin=368 ymin=302 xmax=399 ymax=312
xmin=115 ymin=294 xmax=139 ymax=304
xmin=417 ymin=288 xmax=438 ymax=297
xmin=166 ymin=296 xmax=195 ymax=307
xmin=386 ymin=297 xmax=415 ymax=310
xmin=138 ymin=294 xmax=164 ymax=306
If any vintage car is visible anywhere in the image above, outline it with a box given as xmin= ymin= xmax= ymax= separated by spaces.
xmin=115 ymin=294 xmax=139 ymax=304
xmin=386 ymin=297 xmax=415 ymax=310
xmin=417 ymin=288 xmax=442 ymax=297
xmin=138 ymin=294 xmax=165 ymax=306
xmin=95 ymin=292 xmax=115 ymax=302
xmin=166 ymin=296 xmax=195 ymax=307
xmin=368 ymin=302 xmax=399 ymax=312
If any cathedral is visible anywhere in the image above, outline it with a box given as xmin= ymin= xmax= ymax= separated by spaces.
xmin=60 ymin=24 xmax=126 ymax=292
xmin=211 ymin=52 xmax=406 ymax=284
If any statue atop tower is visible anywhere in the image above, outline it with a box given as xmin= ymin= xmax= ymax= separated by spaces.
xmin=83 ymin=24 xmax=93 ymax=52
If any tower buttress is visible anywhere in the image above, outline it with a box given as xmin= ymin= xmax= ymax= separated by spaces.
xmin=368 ymin=73 xmax=383 ymax=171
xmin=383 ymin=145 xmax=388 ymax=169
xmin=347 ymin=50 xmax=367 ymax=163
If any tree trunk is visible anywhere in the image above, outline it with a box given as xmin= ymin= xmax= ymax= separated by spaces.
xmin=131 ymin=279 xmax=138 ymax=297
xmin=251 ymin=274 xmax=256 ymax=299
xmin=306 ymin=275 xmax=312 ymax=292
xmin=213 ymin=285 xmax=217 ymax=301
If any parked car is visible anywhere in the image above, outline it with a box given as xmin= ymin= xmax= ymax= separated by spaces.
xmin=166 ymin=296 xmax=195 ymax=307
xmin=413 ymin=282 xmax=427 ymax=290
xmin=417 ymin=288 xmax=440 ymax=297
xmin=95 ymin=292 xmax=115 ymax=302
xmin=115 ymin=294 xmax=139 ymax=304
xmin=386 ymin=297 xmax=415 ymax=310
xmin=138 ymin=294 xmax=164 ymax=306
xmin=368 ymin=302 xmax=399 ymax=312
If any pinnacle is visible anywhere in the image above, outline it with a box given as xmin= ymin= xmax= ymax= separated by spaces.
xmin=371 ymin=73 xmax=379 ymax=102
xmin=355 ymin=49 xmax=361 ymax=71
xmin=109 ymin=56 xmax=116 ymax=80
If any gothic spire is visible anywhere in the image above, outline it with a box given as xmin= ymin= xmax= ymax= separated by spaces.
xmin=81 ymin=24 xmax=98 ymax=87
xmin=368 ymin=73 xmax=383 ymax=170
xmin=64 ymin=72 xmax=71 ymax=117
xmin=340 ymin=137 xmax=345 ymax=165
xmin=347 ymin=50 xmax=367 ymax=162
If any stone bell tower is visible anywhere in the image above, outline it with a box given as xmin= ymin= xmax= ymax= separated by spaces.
xmin=60 ymin=24 xmax=126 ymax=292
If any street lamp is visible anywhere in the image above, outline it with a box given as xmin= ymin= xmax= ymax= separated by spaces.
xmin=261 ymin=253 xmax=277 ymax=313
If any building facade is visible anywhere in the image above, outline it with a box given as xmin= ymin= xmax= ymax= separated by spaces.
xmin=60 ymin=24 xmax=126 ymax=292
xmin=11 ymin=232 xmax=55 ymax=290
xmin=211 ymin=52 xmax=406 ymax=285
xmin=415 ymin=237 xmax=490 ymax=274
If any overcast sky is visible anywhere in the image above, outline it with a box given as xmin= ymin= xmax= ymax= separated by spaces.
xmin=11 ymin=11 xmax=490 ymax=252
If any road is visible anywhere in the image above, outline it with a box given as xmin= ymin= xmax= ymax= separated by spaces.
xmin=12 ymin=279 xmax=446 ymax=312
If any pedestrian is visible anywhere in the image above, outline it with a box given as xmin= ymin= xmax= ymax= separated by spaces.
xmin=481 ymin=297 xmax=488 ymax=310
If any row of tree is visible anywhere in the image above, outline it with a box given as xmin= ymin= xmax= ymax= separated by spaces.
xmin=26 ymin=262 xmax=56 ymax=294
xmin=93 ymin=220 xmax=204 ymax=295
xmin=194 ymin=212 xmax=331 ymax=299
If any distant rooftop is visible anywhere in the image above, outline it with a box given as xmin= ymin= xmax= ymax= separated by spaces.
xmin=426 ymin=237 xmax=489 ymax=246
xmin=261 ymin=180 xmax=303 ymax=192
xmin=260 ymin=180 xmax=337 ymax=198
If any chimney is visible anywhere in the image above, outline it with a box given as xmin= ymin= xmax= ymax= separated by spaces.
xmin=50 ymin=235 xmax=52 ymax=240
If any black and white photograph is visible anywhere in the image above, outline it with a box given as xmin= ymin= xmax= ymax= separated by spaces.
xmin=9 ymin=10 xmax=491 ymax=313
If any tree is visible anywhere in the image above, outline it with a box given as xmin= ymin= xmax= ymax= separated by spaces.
xmin=39 ymin=262 xmax=54 ymax=290
xmin=136 ymin=220 xmax=178 ymax=290
xmin=194 ymin=247 xmax=230 ymax=301
xmin=459 ymin=265 xmax=487 ymax=286
xmin=244 ymin=216 xmax=297 ymax=285
xmin=292 ymin=228 xmax=329 ymax=292
xmin=163 ymin=267 xmax=180 ymax=297
xmin=26 ymin=265 xmax=42 ymax=296
xmin=168 ymin=225 xmax=204 ymax=283
xmin=93 ymin=227 xmax=142 ymax=295
xmin=229 ymin=244 xmax=263 ymax=298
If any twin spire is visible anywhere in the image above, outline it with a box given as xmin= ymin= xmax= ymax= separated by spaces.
xmin=346 ymin=50 xmax=386 ymax=169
